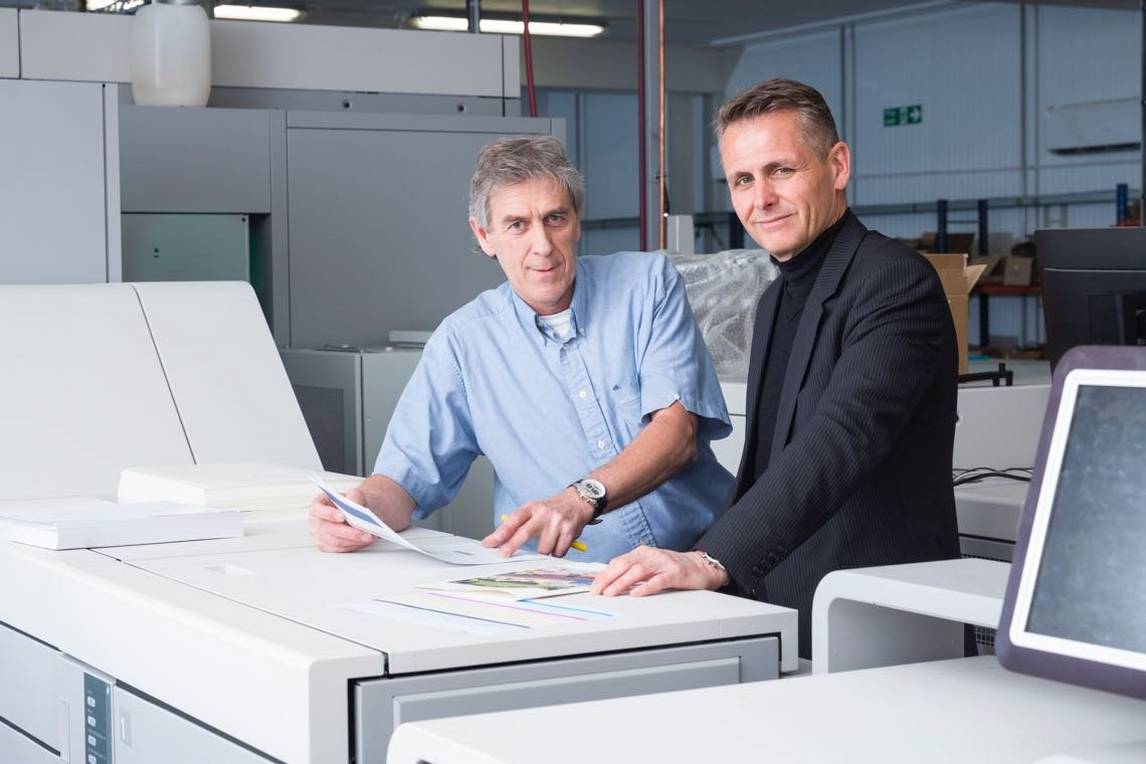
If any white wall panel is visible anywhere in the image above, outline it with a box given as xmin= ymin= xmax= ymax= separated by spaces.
xmin=1035 ymin=161 xmax=1139 ymax=196
xmin=854 ymin=169 xmax=1022 ymax=207
xmin=1036 ymin=6 xmax=1139 ymax=163
xmin=0 ymin=9 xmax=17 ymax=78
xmin=726 ymin=30 xmax=843 ymax=135
xmin=852 ymin=3 xmax=1022 ymax=205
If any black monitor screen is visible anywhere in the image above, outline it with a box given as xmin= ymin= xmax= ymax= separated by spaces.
xmin=1037 ymin=228 xmax=1146 ymax=370
xmin=1027 ymin=384 xmax=1146 ymax=654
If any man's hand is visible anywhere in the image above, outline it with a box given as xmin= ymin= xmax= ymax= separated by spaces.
xmin=590 ymin=546 xmax=728 ymax=597
xmin=482 ymin=488 xmax=593 ymax=558
xmin=308 ymin=488 xmax=376 ymax=553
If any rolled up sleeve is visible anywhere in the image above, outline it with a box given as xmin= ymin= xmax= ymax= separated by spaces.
xmin=372 ymin=332 xmax=480 ymax=519
xmin=638 ymin=256 xmax=732 ymax=440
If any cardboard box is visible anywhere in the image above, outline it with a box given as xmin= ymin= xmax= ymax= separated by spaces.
xmin=924 ymin=254 xmax=987 ymax=374
xmin=1002 ymin=255 xmax=1035 ymax=286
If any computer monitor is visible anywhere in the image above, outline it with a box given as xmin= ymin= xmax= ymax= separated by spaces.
xmin=997 ymin=345 xmax=1146 ymax=699
xmin=1037 ymin=228 xmax=1146 ymax=370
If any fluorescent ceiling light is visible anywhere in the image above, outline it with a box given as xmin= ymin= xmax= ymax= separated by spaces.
xmin=412 ymin=15 xmax=605 ymax=38
xmin=214 ymin=5 xmax=302 ymax=22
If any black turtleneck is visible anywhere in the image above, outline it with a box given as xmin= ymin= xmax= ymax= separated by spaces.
xmin=750 ymin=211 xmax=850 ymax=479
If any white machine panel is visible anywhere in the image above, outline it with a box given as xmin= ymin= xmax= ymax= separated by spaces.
xmin=127 ymin=519 xmax=798 ymax=675
xmin=715 ymin=381 xmax=747 ymax=475
xmin=0 ymin=285 xmax=193 ymax=499
xmin=132 ymin=282 xmax=321 ymax=469
xmin=387 ymin=657 xmax=1146 ymax=764
xmin=0 ymin=539 xmax=382 ymax=763
xmin=955 ymin=384 xmax=1049 ymax=469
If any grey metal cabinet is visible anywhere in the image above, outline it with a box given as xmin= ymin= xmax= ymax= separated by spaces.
xmin=354 ymin=636 xmax=779 ymax=762
xmin=285 ymin=112 xmax=564 ymax=348
xmin=280 ymin=346 xmax=497 ymax=539
xmin=0 ymin=79 xmax=115 ymax=284
xmin=119 ymin=106 xmax=273 ymax=214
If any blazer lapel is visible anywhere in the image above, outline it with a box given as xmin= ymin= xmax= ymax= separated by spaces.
xmin=769 ymin=212 xmax=868 ymax=457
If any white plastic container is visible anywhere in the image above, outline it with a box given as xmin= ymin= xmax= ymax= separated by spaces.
xmin=130 ymin=0 xmax=212 ymax=107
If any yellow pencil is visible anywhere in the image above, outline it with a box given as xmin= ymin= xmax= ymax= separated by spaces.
xmin=499 ymin=514 xmax=589 ymax=553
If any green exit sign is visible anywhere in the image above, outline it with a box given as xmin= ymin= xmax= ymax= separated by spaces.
xmin=883 ymin=104 xmax=923 ymax=127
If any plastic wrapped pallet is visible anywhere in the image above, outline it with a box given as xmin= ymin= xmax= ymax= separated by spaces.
xmin=669 ymin=249 xmax=778 ymax=382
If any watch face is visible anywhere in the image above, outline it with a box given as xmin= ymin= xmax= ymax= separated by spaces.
xmin=579 ymin=479 xmax=606 ymax=500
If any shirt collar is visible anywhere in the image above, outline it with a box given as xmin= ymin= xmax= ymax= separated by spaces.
xmin=507 ymin=258 xmax=589 ymax=347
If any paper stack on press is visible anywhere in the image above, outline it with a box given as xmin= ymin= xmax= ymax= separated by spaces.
xmin=119 ymin=462 xmax=360 ymax=514
xmin=0 ymin=497 xmax=243 ymax=550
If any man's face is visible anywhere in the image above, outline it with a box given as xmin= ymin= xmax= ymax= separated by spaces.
xmin=469 ymin=176 xmax=581 ymax=315
xmin=719 ymin=110 xmax=850 ymax=261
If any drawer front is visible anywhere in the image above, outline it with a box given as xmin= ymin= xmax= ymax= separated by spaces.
xmin=356 ymin=635 xmax=779 ymax=763
xmin=0 ymin=620 xmax=62 ymax=752
xmin=0 ymin=720 xmax=58 ymax=764
xmin=394 ymin=656 xmax=740 ymax=725
xmin=113 ymin=686 xmax=274 ymax=764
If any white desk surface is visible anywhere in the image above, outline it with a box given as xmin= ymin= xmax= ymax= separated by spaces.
xmin=0 ymin=518 xmax=796 ymax=761
xmin=0 ymin=533 xmax=380 ymax=763
xmin=118 ymin=518 xmax=798 ymax=675
xmin=388 ymin=656 xmax=1146 ymax=764
xmin=811 ymin=558 xmax=1009 ymax=673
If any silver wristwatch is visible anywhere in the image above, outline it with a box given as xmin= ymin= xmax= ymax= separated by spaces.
xmin=569 ymin=478 xmax=607 ymax=524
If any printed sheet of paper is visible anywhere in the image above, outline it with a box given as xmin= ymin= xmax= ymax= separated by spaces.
xmin=417 ymin=566 xmax=599 ymax=600
xmin=313 ymin=477 xmax=545 ymax=565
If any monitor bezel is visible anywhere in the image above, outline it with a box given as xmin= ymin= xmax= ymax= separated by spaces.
xmin=1007 ymin=368 xmax=1146 ymax=671
xmin=997 ymin=345 xmax=1146 ymax=699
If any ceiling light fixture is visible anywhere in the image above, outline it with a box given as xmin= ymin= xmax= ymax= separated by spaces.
xmin=213 ymin=5 xmax=302 ymax=22
xmin=411 ymin=15 xmax=605 ymax=38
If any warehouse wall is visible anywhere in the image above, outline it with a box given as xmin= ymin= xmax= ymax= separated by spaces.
xmin=724 ymin=1 xmax=1140 ymax=346
xmin=726 ymin=1 xmax=1140 ymax=238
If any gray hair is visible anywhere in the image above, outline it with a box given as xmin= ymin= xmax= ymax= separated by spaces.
xmin=715 ymin=78 xmax=840 ymax=159
xmin=468 ymin=136 xmax=586 ymax=229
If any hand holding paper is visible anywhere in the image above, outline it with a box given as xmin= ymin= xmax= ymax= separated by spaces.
xmin=312 ymin=477 xmax=546 ymax=566
xmin=309 ymin=485 xmax=377 ymax=553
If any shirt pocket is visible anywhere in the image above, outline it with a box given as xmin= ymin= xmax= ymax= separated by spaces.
xmin=609 ymin=378 xmax=642 ymax=407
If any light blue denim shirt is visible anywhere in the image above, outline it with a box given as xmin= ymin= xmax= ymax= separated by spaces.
xmin=373 ymin=251 xmax=734 ymax=562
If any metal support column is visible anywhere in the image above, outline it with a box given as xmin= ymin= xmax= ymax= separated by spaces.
xmin=467 ymin=0 xmax=480 ymax=32
xmin=936 ymin=198 xmax=949 ymax=253
xmin=639 ymin=0 xmax=663 ymax=251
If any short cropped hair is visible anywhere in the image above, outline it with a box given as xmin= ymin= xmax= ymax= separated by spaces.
xmin=715 ymin=78 xmax=840 ymax=159
xmin=468 ymin=136 xmax=586 ymax=229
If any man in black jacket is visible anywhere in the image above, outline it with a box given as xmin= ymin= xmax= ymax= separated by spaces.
xmin=591 ymin=79 xmax=961 ymax=659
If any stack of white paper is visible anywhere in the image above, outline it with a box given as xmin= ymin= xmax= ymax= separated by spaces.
xmin=118 ymin=462 xmax=361 ymax=514
xmin=0 ymin=497 xmax=243 ymax=550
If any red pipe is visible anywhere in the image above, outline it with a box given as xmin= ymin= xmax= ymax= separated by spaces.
xmin=522 ymin=0 xmax=538 ymax=118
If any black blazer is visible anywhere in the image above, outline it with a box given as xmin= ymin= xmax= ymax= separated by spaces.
xmin=696 ymin=211 xmax=961 ymax=659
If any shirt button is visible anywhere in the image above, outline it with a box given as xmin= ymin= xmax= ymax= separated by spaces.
xmin=578 ymin=389 xmax=588 ymax=399
xmin=597 ymin=439 xmax=606 ymax=450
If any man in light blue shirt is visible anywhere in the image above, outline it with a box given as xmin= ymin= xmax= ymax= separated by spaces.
xmin=309 ymin=136 xmax=733 ymax=562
